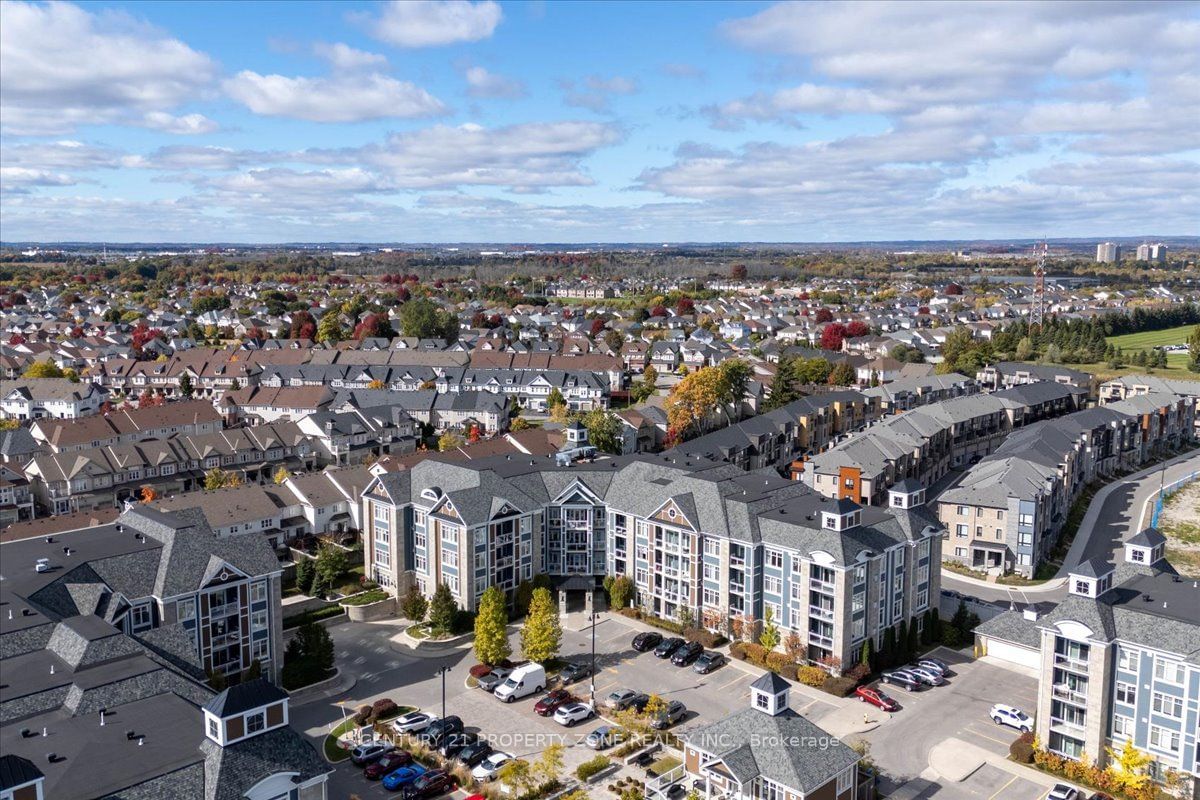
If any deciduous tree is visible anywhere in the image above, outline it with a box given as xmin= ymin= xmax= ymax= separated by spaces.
xmin=474 ymin=585 xmax=512 ymax=665
xmin=520 ymin=587 xmax=562 ymax=663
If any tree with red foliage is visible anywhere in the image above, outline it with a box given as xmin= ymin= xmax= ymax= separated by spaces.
xmin=845 ymin=321 xmax=870 ymax=338
xmin=589 ymin=318 xmax=606 ymax=337
xmin=288 ymin=311 xmax=316 ymax=340
xmin=245 ymin=326 xmax=268 ymax=343
xmin=99 ymin=401 xmax=113 ymax=415
xmin=917 ymin=306 xmax=930 ymax=315
xmin=471 ymin=311 xmax=487 ymax=328
xmin=819 ymin=323 xmax=848 ymax=351
xmin=798 ymin=292 xmax=810 ymax=301
xmin=137 ymin=389 xmax=165 ymax=408
xmin=468 ymin=424 xmax=481 ymax=443
xmin=352 ymin=313 xmax=396 ymax=340
xmin=70 ymin=326 xmax=84 ymax=338
xmin=945 ymin=283 xmax=963 ymax=296
xmin=396 ymin=287 xmax=410 ymax=303
xmin=562 ymin=308 xmax=573 ymax=320
xmin=487 ymin=314 xmax=501 ymax=328
xmin=814 ymin=308 xmax=834 ymax=324
xmin=8 ymin=334 xmax=26 ymax=346
xmin=729 ymin=264 xmax=747 ymax=280
xmin=650 ymin=305 xmax=669 ymax=318
xmin=675 ymin=297 xmax=696 ymax=316
xmin=130 ymin=322 xmax=163 ymax=357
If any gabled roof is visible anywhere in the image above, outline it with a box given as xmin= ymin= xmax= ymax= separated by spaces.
xmin=203 ymin=679 xmax=288 ymax=718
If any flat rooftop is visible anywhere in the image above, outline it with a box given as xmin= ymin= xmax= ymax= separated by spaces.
xmin=1113 ymin=571 xmax=1200 ymax=627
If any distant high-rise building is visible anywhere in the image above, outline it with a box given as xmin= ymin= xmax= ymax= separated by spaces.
xmin=1096 ymin=242 xmax=1121 ymax=263
xmin=1135 ymin=243 xmax=1167 ymax=263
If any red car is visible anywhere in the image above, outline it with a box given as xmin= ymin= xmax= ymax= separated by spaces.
xmin=533 ymin=688 xmax=575 ymax=716
xmin=855 ymin=685 xmax=900 ymax=712
xmin=409 ymin=768 xmax=456 ymax=798
xmin=364 ymin=751 xmax=412 ymax=780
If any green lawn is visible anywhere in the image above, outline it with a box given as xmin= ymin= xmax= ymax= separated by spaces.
xmin=1048 ymin=356 xmax=1192 ymax=382
xmin=1105 ymin=324 xmax=1195 ymax=351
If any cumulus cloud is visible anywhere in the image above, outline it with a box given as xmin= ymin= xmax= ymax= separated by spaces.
xmin=223 ymin=71 xmax=447 ymax=122
xmin=141 ymin=111 xmax=220 ymax=134
xmin=360 ymin=0 xmax=502 ymax=47
xmin=463 ymin=65 xmax=526 ymax=99
xmin=0 ymin=167 xmax=77 ymax=194
xmin=562 ymin=75 xmax=639 ymax=113
xmin=313 ymin=42 xmax=388 ymax=70
xmin=0 ymin=1 xmax=216 ymax=134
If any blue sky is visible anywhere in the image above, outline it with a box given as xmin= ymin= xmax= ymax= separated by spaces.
xmin=1 ymin=0 xmax=1197 ymax=243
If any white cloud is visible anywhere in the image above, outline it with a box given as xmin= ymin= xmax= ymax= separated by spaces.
xmin=123 ymin=146 xmax=278 ymax=171
xmin=313 ymin=42 xmax=388 ymax=70
xmin=463 ymin=65 xmax=526 ymax=99
xmin=361 ymin=0 xmax=502 ymax=47
xmin=223 ymin=71 xmax=447 ymax=122
xmin=562 ymin=75 xmax=639 ymax=112
xmin=141 ymin=111 xmax=220 ymax=135
xmin=2 ymin=140 xmax=125 ymax=170
xmin=0 ymin=1 xmax=216 ymax=134
xmin=0 ymin=166 xmax=77 ymax=193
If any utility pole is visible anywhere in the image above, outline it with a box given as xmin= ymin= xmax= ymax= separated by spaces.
xmin=436 ymin=665 xmax=450 ymax=722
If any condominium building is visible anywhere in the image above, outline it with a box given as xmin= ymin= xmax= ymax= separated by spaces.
xmin=1136 ymin=243 xmax=1168 ymax=263
xmin=0 ymin=506 xmax=285 ymax=683
xmin=975 ymin=533 xmax=1199 ymax=792
xmin=361 ymin=450 xmax=943 ymax=669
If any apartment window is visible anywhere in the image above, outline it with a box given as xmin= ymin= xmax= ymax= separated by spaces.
xmin=764 ymin=575 xmax=782 ymax=595
xmin=956 ymin=506 xmax=967 ymax=515
xmin=1152 ymin=693 xmax=1184 ymax=719
xmin=131 ymin=604 xmax=153 ymax=632
xmin=1018 ymin=532 xmax=1032 ymax=547
xmin=442 ymin=548 xmax=458 ymax=568
xmin=251 ymin=610 xmax=268 ymax=631
xmin=1117 ymin=647 xmax=1139 ymax=672
xmin=1154 ymin=658 xmax=1185 ymax=685
xmin=635 ymin=568 xmax=648 ymax=586
xmin=250 ymin=581 xmax=267 ymax=604
xmin=1019 ymin=513 xmax=1034 ymax=526
xmin=208 ymin=717 xmax=219 ymax=738
xmin=414 ymin=554 xmax=428 ymax=573
xmin=251 ymin=638 xmax=270 ymax=661
xmin=414 ymin=531 xmax=427 ymax=550
xmin=767 ymin=549 xmax=783 ymax=569
xmin=955 ymin=547 xmax=966 ymax=557
xmin=1115 ymin=682 xmax=1136 ymax=706
xmin=245 ymin=712 xmax=265 ymax=734
xmin=1112 ymin=715 xmax=1132 ymax=739
xmin=703 ymin=538 xmax=720 ymax=556
xmin=1149 ymin=726 xmax=1180 ymax=753
xmin=703 ymin=563 xmax=718 ymax=581
xmin=703 ymin=588 xmax=719 ymax=607
xmin=177 ymin=598 xmax=196 ymax=621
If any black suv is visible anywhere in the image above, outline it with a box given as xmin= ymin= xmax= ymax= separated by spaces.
xmin=654 ymin=637 xmax=685 ymax=658
xmin=420 ymin=715 xmax=464 ymax=747
xmin=456 ymin=739 xmax=492 ymax=767
xmin=671 ymin=641 xmax=704 ymax=666
xmin=438 ymin=731 xmax=478 ymax=759
xmin=632 ymin=632 xmax=663 ymax=652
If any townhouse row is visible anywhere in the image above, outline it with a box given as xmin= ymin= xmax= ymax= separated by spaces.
xmin=939 ymin=391 xmax=1195 ymax=576
xmin=361 ymin=449 xmax=943 ymax=670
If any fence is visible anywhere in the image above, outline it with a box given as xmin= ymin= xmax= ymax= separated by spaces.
xmin=1150 ymin=470 xmax=1199 ymax=527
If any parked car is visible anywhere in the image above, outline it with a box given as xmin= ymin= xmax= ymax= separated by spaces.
xmin=693 ymin=651 xmax=725 ymax=674
xmin=494 ymin=663 xmax=547 ymax=703
xmin=990 ymin=704 xmax=1033 ymax=733
xmin=1047 ymin=784 xmax=1081 ymax=800
xmin=559 ymin=661 xmax=590 ymax=684
xmin=364 ymin=751 xmax=412 ymax=780
xmin=409 ymin=768 xmax=456 ymax=798
xmin=880 ymin=669 xmax=922 ymax=692
xmin=605 ymin=689 xmax=639 ymax=710
xmin=350 ymin=740 xmax=395 ymax=765
xmin=906 ymin=665 xmax=945 ymax=686
xmin=650 ymin=699 xmax=687 ymax=729
xmin=627 ymin=692 xmax=651 ymax=713
xmin=438 ymin=731 xmax=478 ymax=759
xmin=586 ymin=724 xmax=621 ymax=750
xmin=1086 ymin=793 xmax=1114 ymax=800
xmin=391 ymin=711 xmax=437 ymax=734
xmin=671 ymin=641 xmax=704 ymax=666
xmin=916 ymin=657 xmax=951 ymax=676
xmin=471 ymin=752 xmax=514 ymax=782
xmin=654 ymin=637 xmax=685 ymax=658
xmin=554 ymin=702 xmax=595 ymax=727
xmin=632 ymin=631 xmax=663 ymax=652
xmin=381 ymin=762 xmax=427 ymax=792
xmin=534 ymin=689 xmax=575 ymax=716
xmin=421 ymin=716 xmax=464 ymax=746
xmin=456 ymin=740 xmax=492 ymax=767
xmin=854 ymin=686 xmax=900 ymax=712
xmin=477 ymin=667 xmax=512 ymax=692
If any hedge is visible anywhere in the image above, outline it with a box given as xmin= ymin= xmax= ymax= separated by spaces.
xmin=683 ymin=627 xmax=728 ymax=648
xmin=1010 ymin=732 xmax=1035 ymax=764
xmin=821 ymin=676 xmax=858 ymax=697
xmin=576 ymin=755 xmax=612 ymax=782
xmin=282 ymin=604 xmax=345 ymax=629
xmin=798 ymin=665 xmax=827 ymax=687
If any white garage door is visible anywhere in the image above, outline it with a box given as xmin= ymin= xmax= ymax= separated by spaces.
xmin=982 ymin=637 xmax=1041 ymax=670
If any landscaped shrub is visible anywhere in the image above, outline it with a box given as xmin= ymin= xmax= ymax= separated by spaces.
xmin=777 ymin=663 xmax=799 ymax=680
xmin=469 ymin=663 xmax=494 ymax=679
xmin=728 ymin=641 xmax=747 ymax=660
xmin=1009 ymin=732 xmax=1035 ymax=764
xmin=743 ymin=643 xmax=767 ymax=665
xmin=369 ymin=698 xmax=398 ymax=722
xmin=940 ymin=622 xmax=963 ymax=647
xmin=353 ymin=704 xmax=373 ymax=725
xmin=576 ymin=755 xmax=612 ymax=781
xmin=765 ymin=651 xmax=792 ymax=673
xmin=821 ymin=675 xmax=858 ymax=697
xmin=798 ymin=665 xmax=827 ymax=687
xmin=844 ymin=662 xmax=870 ymax=683
xmin=683 ymin=627 xmax=727 ymax=648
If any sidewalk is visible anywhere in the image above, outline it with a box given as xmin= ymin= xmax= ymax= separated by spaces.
xmin=939 ymin=568 xmax=1066 ymax=594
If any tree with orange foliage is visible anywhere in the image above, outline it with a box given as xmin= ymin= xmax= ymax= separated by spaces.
xmin=139 ymin=485 xmax=158 ymax=502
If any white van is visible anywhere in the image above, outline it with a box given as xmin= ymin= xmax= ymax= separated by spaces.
xmin=493 ymin=663 xmax=546 ymax=703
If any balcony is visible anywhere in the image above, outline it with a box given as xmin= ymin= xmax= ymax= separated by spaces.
xmin=808 ymin=633 xmax=834 ymax=649
xmin=1054 ymin=652 xmax=1089 ymax=672
xmin=810 ymin=578 xmax=835 ymax=593
xmin=1052 ymin=684 xmax=1088 ymax=706
xmin=809 ymin=604 xmax=835 ymax=621
xmin=1050 ymin=716 xmax=1087 ymax=736
xmin=209 ymin=601 xmax=239 ymax=619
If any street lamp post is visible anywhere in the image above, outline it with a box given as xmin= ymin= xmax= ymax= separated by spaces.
xmin=436 ymin=665 xmax=450 ymax=722
xmin=589 ymin=611 xmax=598 ymax=708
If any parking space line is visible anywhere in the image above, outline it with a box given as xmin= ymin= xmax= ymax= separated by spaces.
xmin=987 ymin=775 xmax=1018 ymax=800
xmin=963 ymin=725 xmax=1016 ymax=747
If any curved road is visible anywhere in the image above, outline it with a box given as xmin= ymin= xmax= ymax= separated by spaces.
xmin=940 ymin=448 xmax=1200 ymax=604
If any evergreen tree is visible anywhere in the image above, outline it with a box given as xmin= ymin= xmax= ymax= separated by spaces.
xmin=759 ymin=606 xmax=781 ymax=652
xmin=401 ymin=585 xmax=428 ymax=621
xmin=429 ymin=582 xmax=459 ymax=635
xmin=179 ymin=372 xmax=194 ymax=398
xmin=765 ymin=355 xmax=798 ymax=409
xmin=474 ymin=585 xmax=512 ymax=665
xmin=294 ymin=558 xmax=315 ymax=595
xmin=520 ymin=587 xmax=562 ymax=663
xmin=907 ymin=617 xmax=920 ymax=655
xmin=897 ymin=619 xmax=911 ymax=660
xmin=881 ymin=626 xmax=896 ymax=668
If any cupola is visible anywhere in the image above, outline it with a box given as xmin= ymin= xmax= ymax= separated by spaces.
xmin=749 ymin=671 xmax=790 ymax=716
xmin=888 ymin=479 xmax=925 ymax=509
xmin=202 ymin=679 xmax=289 ymax=747
xmin=821 ymin=497 xmax=861 ymax=531
xmin=565 ymin=419 xmax=588 ymax=445
xmin=1068 ymin=558 xmax=1113 ymax=599
xmin=1124 ymin=528 xmax=1166 ymax=567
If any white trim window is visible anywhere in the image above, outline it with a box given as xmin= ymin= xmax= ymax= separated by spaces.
xmin=245 ymin=711 xmax=266 ymax=735
xmin=251 ymin=638 xmax=270 ymax=661
xmin=1115 ymin=682 xmax=1136 ymax=706
xmin=1111 ymin=714 xmax=1133 ymax=739
xmin=1152 ymin=692 xmax=1184 ymax=719
xmin=1153 ymin=658 xmax=1185 ymax=685
xmin=251 ymin=610 xmax=268 ymax=631
xmin=1149 ymin=725 xmax=1180 ymax=753
xmin=1116 ymin=647 xmax=1138 ymax=672
xmin=177 ymin=597 xmax=196 ymax=621
xmin=250 ymin=580 xmax=267 ymax=604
